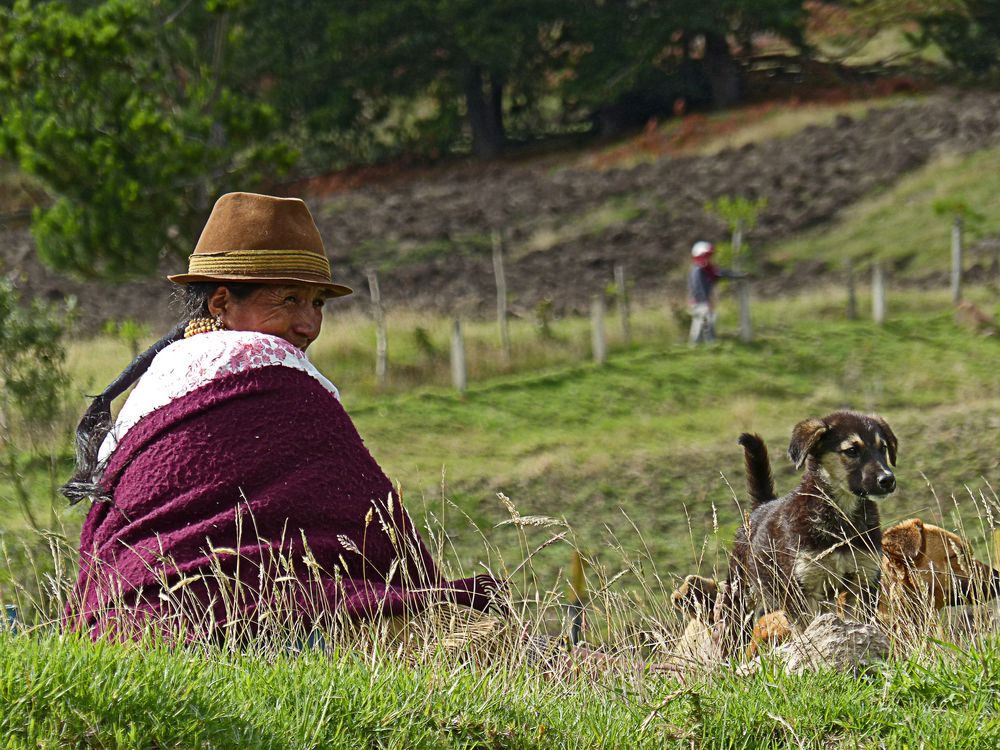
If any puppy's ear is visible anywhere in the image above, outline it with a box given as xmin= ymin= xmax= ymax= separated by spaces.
xmin=787 ymin=418 xmax=828 ymax=469
xmin=883 ymin=518 xmax=925 ymax=562
xmin=871 ymin=415 xmax=898 ymax=466
xmin=672 ymin=574 xmax=719 ymax=620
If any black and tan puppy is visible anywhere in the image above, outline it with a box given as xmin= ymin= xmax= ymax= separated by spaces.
xmin=715 ymin=411 xmax=898 ymax=655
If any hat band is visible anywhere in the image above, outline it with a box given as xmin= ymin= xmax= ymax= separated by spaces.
xmin=187 ymin=249 xmax=332 ymax=279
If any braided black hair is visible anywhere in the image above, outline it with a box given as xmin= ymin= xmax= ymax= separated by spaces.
xmin=60 ymin=283 xmax=261 ymax=505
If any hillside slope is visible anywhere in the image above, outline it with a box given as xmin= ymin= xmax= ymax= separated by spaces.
xmin=4 ymin=91 xmax=1000 ymax=330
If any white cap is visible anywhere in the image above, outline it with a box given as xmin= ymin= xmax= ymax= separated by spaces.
xmin=691 ymin=241 xmax=714 ymax=258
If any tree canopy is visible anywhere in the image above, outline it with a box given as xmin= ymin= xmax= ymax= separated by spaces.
xmin=14 ymin=0 xmax=973 ymax=280
xmin=0 ymin=0 xmax=292 ymax=278
xmin=915 ymin=0 xmax=1000 ymax=74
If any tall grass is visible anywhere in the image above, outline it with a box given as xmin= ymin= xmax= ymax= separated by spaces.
xmin=6 ymin=625 xmax=1000 ymax=749
xmin=7 ymin=284 xmax=1000 ymax=593
xmin=2 ymin=282 xmax=1000 ymax=746
xmin=3 ymin=481 xmax=1000 ymax=748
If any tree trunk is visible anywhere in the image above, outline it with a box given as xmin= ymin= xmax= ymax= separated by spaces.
xmin=464 ymin=65 xmax=505 ymax=158
xmin=703 ymin=31 xmax=743 ymax=110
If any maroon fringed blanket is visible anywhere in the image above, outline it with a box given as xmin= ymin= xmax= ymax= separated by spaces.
xmin=71 ymin=359 xmax=498 ymax=639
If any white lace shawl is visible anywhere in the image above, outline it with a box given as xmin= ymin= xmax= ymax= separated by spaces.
xmin=97 ymin=331 xmax=340 ymax=463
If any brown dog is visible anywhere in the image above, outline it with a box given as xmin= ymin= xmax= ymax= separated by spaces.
xmin=675 ymin=518 xmax=1000 ymax=656
xmin=738 ymin=422 xmax=1000 ymax=623
xmin=714 ymin=411 xmax=898 ymax=655
xmin=882 ymin=518 xmax=1000 ymax=622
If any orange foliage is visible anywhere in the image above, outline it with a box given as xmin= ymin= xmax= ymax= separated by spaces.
xmin=588 ymin=73 xmax=924 ymax=171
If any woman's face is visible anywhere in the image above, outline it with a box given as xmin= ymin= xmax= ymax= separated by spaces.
xmin=208 ymin=284 xmax=328 ymax=351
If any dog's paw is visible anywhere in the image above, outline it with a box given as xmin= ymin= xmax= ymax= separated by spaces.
xmin=747 ymin=610 xmax=793 ymax=658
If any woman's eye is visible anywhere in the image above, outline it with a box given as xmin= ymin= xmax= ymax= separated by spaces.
xmin=284 ymin=295 xmax=298 ymax=304
xmin=313 ymin=298 xmax=326 ymax=308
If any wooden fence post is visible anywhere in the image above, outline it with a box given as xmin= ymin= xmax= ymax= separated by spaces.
xmin=872 ymin=262 xmax=886 ymax=325
xmin=737 ymin=281 xmax=752 ymax=343
xmin=846 ymin=257 xmax=858 ymax=320
xmin=567 ymin=549 xmax=587 ymax=646
xmin=732 ymin=218 xmax=753 ymax=342
xmin=491 ymin=229 xmax=512 ymax=365
xmin=367 ymin=269 xmax=388 ymax=386
xmin=951 ymin=216 xmax=963 ymax=305
xmin=450 ymin=318 xmax=467 ymax=394
xmin=614 ymin=263 xmax=631 ymax=345
xmin=591 ymin=295 xmax=607 ymax=365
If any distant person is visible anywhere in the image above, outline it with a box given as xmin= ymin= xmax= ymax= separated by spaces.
xmin=687 ymin=240 xmax=741 ymax=344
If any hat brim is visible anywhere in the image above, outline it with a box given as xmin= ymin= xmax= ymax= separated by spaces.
xmin=167 ymin=272 xmax=353 ymax=297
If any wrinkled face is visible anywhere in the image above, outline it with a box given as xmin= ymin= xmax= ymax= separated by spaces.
xmin=790 ymin=411 xmax=897 ymax=500
xmin=209 ymin=284 xmax=328 ymax=351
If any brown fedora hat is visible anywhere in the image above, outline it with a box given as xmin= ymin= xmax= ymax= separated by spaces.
xmin=167 ymin=192 xmax=352 ymax=296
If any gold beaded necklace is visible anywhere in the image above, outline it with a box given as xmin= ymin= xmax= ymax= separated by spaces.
xmin=183 ymin=316 xmax=225 ymax=339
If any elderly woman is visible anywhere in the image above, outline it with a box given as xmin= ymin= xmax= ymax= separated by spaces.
xmin=64 ymin=192 xmax=499 ymax=640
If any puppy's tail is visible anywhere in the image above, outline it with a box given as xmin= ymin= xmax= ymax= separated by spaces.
xmin=738 ymin=432 xmax=776 ymax=506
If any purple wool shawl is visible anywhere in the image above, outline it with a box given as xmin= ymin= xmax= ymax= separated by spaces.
xmin=70 ymin=364 xmax=498 ymax=639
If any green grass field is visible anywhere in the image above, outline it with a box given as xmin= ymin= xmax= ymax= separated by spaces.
xmin=770 ymin=144 xmax=1000 ymax=273
xmin=5 ymin=125 xmax=1000 ymax=749
xmin=3 ymin=266 xmax=999 ymax=750
xmin=4 ymin=616 xmax=1000 ymax=748
xmin=5 ymin=284 xmax=1000 ymax=611
xmin=350 ymin=286 xmax=1000 ymax=600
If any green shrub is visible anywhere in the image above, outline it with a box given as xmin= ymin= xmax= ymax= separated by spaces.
xmin=0 ymin=280 xmax=74 ymax=531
